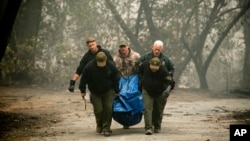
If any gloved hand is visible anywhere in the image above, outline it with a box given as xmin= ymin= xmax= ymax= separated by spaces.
xmin=169 ymin=80 xmax=175 ymax=90
xmin=166 ymin=75 xmax=175 ymax=90
xmin=163 ymin=85 xmax=171 ymax=98
xmin=68 ymin=80 xmax=75 ymax=92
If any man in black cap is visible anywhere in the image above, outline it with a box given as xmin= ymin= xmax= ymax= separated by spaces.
xmin=138 ymin=57 xmax=174 ymax=135
xmin=79 ymin=51 xmax=120 ymax=137
xmin=68 ymin=37 xmax=114 ymax=92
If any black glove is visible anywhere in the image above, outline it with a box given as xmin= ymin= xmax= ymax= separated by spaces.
xmin=166 ymin=75 xmax=175 ymax=90
xmin=68 ymin=80 xmax=75 ymax=92
xmin=170 ymin=80 xmax=175 ymax=90
xmin=163 ymin=85 xmax=171 ymax=98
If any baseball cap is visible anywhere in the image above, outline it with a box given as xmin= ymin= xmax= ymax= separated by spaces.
xmin=96 ymin=51 xmax=107 ymax=67
xmin=119 ymin=39 xmax=128 ymax=47
xmin=86 ymin=37 xmax=96 ymax=44
xmin=150 ymin=57 xmax=161 ymax=70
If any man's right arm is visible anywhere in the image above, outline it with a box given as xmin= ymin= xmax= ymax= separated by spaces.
xmin=68 ymin=53 xmax=88 ymax=92
xmin=75 ymin=54 xmax=89 ymax=76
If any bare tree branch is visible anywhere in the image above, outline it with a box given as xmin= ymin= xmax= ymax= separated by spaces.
xmin=104 ymin=0 xmax=141 ymax=50
xmin=140 ymin=0 xmax=160 ymax=41
xmin=204 ymin=0 xmax=250 ymax=73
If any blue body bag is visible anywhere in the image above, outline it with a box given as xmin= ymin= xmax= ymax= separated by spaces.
xmin=112 ymin=74 xmax=144 ymax=126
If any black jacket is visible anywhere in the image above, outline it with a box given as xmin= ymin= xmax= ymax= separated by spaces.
xmin=79 ymin=59 xmax=120 ymax=94
xmin=138 ymin=61 xmax=169 ymax=97
xmin=75 ymin=45 xmax=114 ymax=75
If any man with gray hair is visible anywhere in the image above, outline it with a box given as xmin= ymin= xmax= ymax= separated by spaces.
xmin=135 ymin=40 xmax=175 ymax=135
xmin=136 ymin=40 xmax=174 ymax=75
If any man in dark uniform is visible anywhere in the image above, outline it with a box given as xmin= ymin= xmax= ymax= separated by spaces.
xmin=79 ymin=51 xmax=120 ymax=137
xmin=68 ymin=37 xmax=114 ymax=92
xmin=135 ymin=40 xmax=174 ymax=76
xmin=136 ymin=40 xmax=175 ymax=135
xmin=138 ymin=57 xmax=174 ymax=135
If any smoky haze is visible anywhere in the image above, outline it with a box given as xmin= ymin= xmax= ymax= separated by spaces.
xmin=1 ymin=0 xmax=250 ymax=92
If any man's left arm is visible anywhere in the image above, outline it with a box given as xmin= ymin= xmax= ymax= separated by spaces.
xmin=110 ymin=62 xmax=120 ymax=96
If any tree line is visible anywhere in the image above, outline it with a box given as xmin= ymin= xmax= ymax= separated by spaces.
xmin=1 ymin=0 xmax=249 ymax=91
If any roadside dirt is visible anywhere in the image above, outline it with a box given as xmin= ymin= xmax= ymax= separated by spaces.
xmin=0 ymin=86 xmax=250 ymax=141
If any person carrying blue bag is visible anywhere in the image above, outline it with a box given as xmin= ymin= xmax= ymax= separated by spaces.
xmin=136 ymin=40 xmax=175 ymax=135
xmin=113 ymin=39 xmax=142 ymax=129
xmin=79 ymin=52 xmax=120 ymax=137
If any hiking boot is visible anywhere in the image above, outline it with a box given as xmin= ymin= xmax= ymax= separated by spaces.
xmin=103 ymin=131 xmax=111 ymax=137
xmin=145 ymin=129 xmax=152 ymax=135
xmin=154 ymin=129 xmax=161 ymax=133
xmin=96 ymin=126 xmax=102 ymax=133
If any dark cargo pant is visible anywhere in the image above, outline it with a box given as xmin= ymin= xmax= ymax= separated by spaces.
xmin=142 ymin=88 xmax=167 ymax=130
xmin=90 ymin=89 xmax=114 ymax=132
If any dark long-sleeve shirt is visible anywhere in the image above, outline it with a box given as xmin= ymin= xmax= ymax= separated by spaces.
xmin=75 ymin=45 xmax=114 ymax=75
xmin=138 ymin=61 xmax=169 ymax=97
xmin=79 ymin=59 xmax=120 ymax=94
